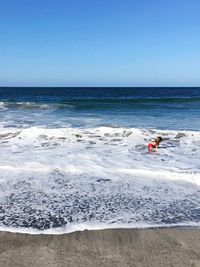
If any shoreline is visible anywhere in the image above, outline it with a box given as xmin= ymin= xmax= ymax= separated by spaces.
xmin=1 ymin=227 xmax=200 ymax=267
xmin=1 ymin=223 xmax=200 ymax=235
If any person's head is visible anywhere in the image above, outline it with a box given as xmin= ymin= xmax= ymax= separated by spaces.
xmin=151 ymin=138 xmax=157 ymax=145
xmin=156 ymin=136 xmax=162 ymax=143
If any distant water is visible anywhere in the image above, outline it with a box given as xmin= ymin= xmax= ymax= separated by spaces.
xmin=0 ymin=87 xmax=200 ymax=234
xmin=0 ymin=87 xmax=200 ymax=130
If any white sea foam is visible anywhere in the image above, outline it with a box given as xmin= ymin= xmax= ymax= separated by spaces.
xmin=1 ymin=221 xmax=200 ymax=235
xmin=0 ymin=126 xmax=199 ymax=178
xmin=0 ymin=126 xmax=200 ymax=234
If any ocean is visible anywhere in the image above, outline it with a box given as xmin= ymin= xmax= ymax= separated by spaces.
xmin=0 ymin=87 xmax=200 ymax=234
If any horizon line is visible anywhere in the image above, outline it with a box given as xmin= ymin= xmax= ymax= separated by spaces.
xmin=0 ymin=86 xmax=200 ymax=88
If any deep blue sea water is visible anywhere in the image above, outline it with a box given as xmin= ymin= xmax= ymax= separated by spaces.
xmin=0 ymin=87 xmax=200 ymax=233
xmin=0 ymin=87 xmax=200 ymax=130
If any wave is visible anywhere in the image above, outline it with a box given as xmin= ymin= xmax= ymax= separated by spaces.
xmin=0 ymin=125 xmax=198 ymax=143
xmin=0 ymin=126 xmax=199 ymax=176
xmin=0 ymin=97 xmax=199 ymax=111
xmin=59 ymin=96 xmax=200 ymax=103
xmin=0 ymin=166 xmax=200 ymax=232
xmin=0 ymin=101 xmax=63 ymax=110
xmin=0 ymin=126 xmax=199 ymax=233
xmin=1 ymin=221 xmax=200 ymax=235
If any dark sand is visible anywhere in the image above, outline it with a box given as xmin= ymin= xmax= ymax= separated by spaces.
xmin=0 ymin=228 xmax=200 ymax=267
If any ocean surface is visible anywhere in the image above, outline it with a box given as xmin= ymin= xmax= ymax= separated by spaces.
xmin=0 ymin=87 xmax=200 ymax=234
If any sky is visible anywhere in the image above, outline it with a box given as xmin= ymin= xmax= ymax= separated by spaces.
xmin=0 ymin=0 xmax=200 ymax=87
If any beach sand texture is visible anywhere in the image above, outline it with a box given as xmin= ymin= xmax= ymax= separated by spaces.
xmin=0 ymin=228 xmax=200 ymax=267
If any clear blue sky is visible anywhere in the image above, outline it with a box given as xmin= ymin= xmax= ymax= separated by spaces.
xmin=0 ymin=0 xmax=200 ymax=87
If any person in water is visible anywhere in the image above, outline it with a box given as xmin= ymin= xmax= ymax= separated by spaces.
xmin=148 ymin=136 xmax=163 ymax=152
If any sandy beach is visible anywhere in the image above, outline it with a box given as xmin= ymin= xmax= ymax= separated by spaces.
xmin=0 ymin=228 xmax=200 ymax=267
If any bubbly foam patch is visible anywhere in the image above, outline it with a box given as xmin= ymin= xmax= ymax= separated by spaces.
xmin=0 ymin=126 xmax=200 ymax=233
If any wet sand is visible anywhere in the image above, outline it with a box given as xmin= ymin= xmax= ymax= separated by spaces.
xmin=0 ymin=228 xmax=200 ymax=267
